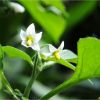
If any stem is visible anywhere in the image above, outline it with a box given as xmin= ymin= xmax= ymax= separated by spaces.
xmin=41 ymin=77 xmax=78 ymax=100
xmin=24 ymin=53 xmax=39 ymax=97
xmin=1 ymin=71 xmax=19 ymax=100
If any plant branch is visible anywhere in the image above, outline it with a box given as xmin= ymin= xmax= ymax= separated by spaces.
xmin=23 ymin=53 xmax=40 ymax=97
xmin=41 ymin=76 xmax=78 ymax=100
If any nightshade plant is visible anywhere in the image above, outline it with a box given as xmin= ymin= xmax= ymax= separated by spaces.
xmin=0 ymin=0 xmax=99 ymax=99
xmin=0 ymin=22 xmax=100 ymax=99
xmin=0 ymin=23 xmax=75 ymax=99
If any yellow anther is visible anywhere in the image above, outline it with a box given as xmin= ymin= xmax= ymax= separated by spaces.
xmin=26 ymin=36 xmax=34 ymax=46
xmin=26 ymin=39 xmax=33 ymax=46
xmin=53 ymin=50 xmax=60 ymax=60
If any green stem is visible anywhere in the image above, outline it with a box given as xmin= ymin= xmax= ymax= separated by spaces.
xmin=41 ymin=77 xmax=78 ymax=100
xmin=40 ymin=63 xmax=76 ymax=100
xmin=24 ymin=53 xmax=39 ymax=97
xmin=1 ymin=71 xmax=19 ymax=100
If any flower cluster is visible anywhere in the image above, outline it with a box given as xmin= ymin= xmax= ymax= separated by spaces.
xmin=20 ymin=23 xmax=77 ymax=60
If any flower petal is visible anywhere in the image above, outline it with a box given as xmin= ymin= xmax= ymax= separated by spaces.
xmin=20 ymin=29 xmax=26 ymax=40
xmin=49 ymin=44 xmax=57 ymax=53
xmin=21 ymin=41 xmax=28 ymax=48
xmin=26 ymin=23 xmax=35 ymax=35
xmin=41 ymin=52 xmax=51 ymax=57
xmin=58 ymin=41 xmax=64 ymax=50
xmin=31 ymin=43 xmax=40 ymax=51
xmin=60 ymin=50 xmax=77 ymax=60
xmin=40 ymin=44 xmax=50 ymax=53
xmin=35 ymin=32 xmax=42 ymax=43
xmin=40 ymin=44 xmax=52 ymax=58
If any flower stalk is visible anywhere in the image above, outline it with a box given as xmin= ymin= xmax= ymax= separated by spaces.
xmin=23 ymin=53 xmax=40 ymax=97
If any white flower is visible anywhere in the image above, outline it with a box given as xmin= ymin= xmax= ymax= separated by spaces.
xmin=40 ymin=41 xmax=77 ymax=60
xmin=48 ymin=41 xmax=64 ymax=59
xmin=9 ymin=2 xmax=25 ymax=13
xmin=20 ymin=23 xmax=42 ymax=51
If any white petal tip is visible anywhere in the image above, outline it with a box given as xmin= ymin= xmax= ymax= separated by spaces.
xmin=58 ymin=41 xmax=64 ymax=50
xmin=61 ymin=41 xmax=64 ymax=47
xmin=26 ymin=23 xmax=35 ymax=35
xmin=20 ymin=29 xmax=26 ymax=40
xmin=29 ymin=23 xmax=35 ymax=29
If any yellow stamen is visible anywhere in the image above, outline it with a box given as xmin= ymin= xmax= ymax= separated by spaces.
xmin=26 ymin=36 xmax=34 ymax=46
xmin=53 ymin=50 xmax=60 ymax=60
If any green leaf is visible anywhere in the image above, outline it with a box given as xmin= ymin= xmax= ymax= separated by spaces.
xmin=41 ymin=37 xmax=100 ymax=99
xmin=0 ymin=71 xmax=3 ymax=90
xmin=67 ymin=58 xmax=77 ymax=64
xmin=47 ymin=58 xmax=76 ymax=71
xmin=0 ymin=45 xmax=3 ymax=71
xmin=0 ymin=47 xmax=2 ymax=57
xmin=41 ymin=0 xmax=66 ymax=13
xmin=2 ymin=46 xmax=32 ymax=65
xmin=0 ymin=79 xmax=2 ymax=90
xmin=19 ymin=0 xmax=67 ymax=43
xmin=75 ymin=37 xmax=100 ymax=79
xmin=0 ymin=45 xmax=3 ymax=90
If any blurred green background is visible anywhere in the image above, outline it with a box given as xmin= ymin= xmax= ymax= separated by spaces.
xmin=0 ymin=0 xmax=100 ymax=99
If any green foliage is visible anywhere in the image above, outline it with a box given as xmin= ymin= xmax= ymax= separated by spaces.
xmin=0 ymin=45 xmax=3 ymax=60
xmin=19 ymin=0 xmax=67 ymax=43
xmin=19 ymin=0 xmax=97 ymax=43
xmin=75 ymin=37 xmax=100 ymax=79
xmin=0 ymin=45 xmax=3 ymax=90
xmin=2 ymin=46 xmax=32 ymax=65
xmin=41 ymin=0 xmax=66 ymax=13
xmin=0 ymin=46 xmax=33 ymax=99
xmin=41 ymin=37 xmax=100 ymax=99
xmin=46 ymin=58 xmax=76 ymax=71
xmin=0 ymin=79 xmax=2 ymax=90
xmin=0 ymin=45 xmax=3 ymax=70
xmin=0 ymin=0 xmax=99 ymax=99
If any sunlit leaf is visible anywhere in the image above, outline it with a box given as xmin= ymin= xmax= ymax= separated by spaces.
xmin=67 ymin=58 xmax=77 ymax=64
xmin=2 ymin=46 xmax=32 ymax=65
xmin=74 ymin=37 xmax=100 ymax=78
xmin=47 ymin=58 xmax=76 ymax=71
xmin=41 ymin=37 xmax=100 ymax=99
xmin=41 ymin=0 xmax=66 ymax=13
